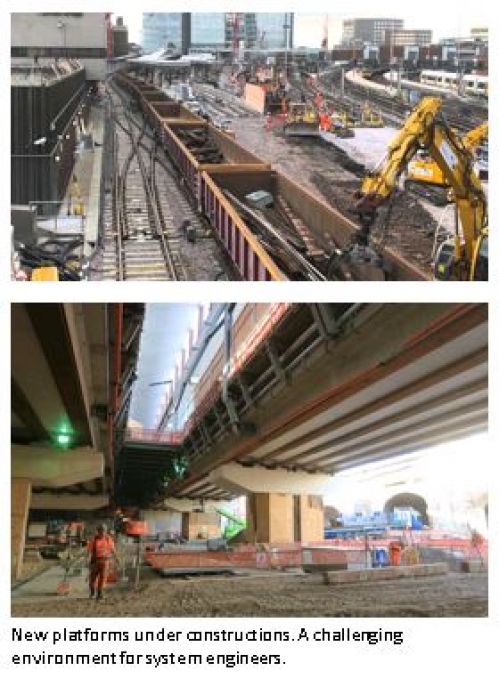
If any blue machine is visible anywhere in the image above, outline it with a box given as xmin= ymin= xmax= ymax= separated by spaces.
xmin=325 ymin=509 xmax=423 ymax=539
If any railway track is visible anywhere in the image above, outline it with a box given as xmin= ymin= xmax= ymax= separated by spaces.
xmin=192 ymin=82 xmax=259 ymax=121
xmin=318 ymin=69 xmax=487 ymax=133
xmin=100 ymin=84 xmax=186 ymax=281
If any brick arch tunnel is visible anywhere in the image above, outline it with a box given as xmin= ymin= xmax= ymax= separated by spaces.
xmin=384 ymin=492 xmax=430 ymax=526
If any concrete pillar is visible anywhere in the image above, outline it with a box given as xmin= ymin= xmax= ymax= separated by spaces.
xmin=296 ymin=495 xmax=324 ymax=541
xmin=11 ymin=478 xmax=31 ymax=580
xmin=246 ymin=493 xmax=324 ymax=543
xmin=246 ymin=493 xmax=294 ymax=543
xmin=209 ymin=464 xmax=329 ymax=543
xmin=181 ymin=511 xmax=221 ymax=541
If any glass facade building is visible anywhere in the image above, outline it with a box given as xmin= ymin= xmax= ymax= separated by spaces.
xmin=191 ymin=13 xmax=226 ymax=50
xmin=141 ymin=13 xmax=293 ymax=54
xmin=141 ymin=13 xmax=182 ymax=53
xmin=256 ymin=13 xmax=292 ymax=49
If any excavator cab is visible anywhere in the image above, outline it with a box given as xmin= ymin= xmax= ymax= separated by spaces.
xmin=433 ymin=240 xmax=457 ymax=280
xmin=434 ymin=230 xmax=488 ymax=281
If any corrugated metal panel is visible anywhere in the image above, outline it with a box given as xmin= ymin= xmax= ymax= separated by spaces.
xmin=11 ymin=69 xmax=86 ymax=206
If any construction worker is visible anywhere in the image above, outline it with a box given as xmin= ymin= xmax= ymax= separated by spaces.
xmin=87 ymin=524 xmax=118 ymax=600
xmin=388 ymin=540 xmax=403 ymax=567
xmin=67 ymin=175 xmax=82 ymax=215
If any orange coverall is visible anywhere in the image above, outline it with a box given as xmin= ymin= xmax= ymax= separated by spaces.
xmin=389 ymin=541 xmax=402 ymax=566
xmin=88 ymin=533 xmax=116 ymax=593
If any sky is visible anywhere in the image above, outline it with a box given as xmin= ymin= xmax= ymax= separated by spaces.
xmin=116 ymin=6 xmax=490 ymax=48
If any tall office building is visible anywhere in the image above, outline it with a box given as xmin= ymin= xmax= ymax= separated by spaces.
xmin=191 ymin=12 xmax=227 ymax=50
xmin=256 ymin=13 xmax=293 ymax=49
xmin=382 ymin=29 xmax=432 ymax=47
xmin=141 ymin=12 xmax=293 ymax=54
xmin=342 ymin=18 xmax=403 ymax=46
xmin=141 ymin=13 xmax=189 ymax=54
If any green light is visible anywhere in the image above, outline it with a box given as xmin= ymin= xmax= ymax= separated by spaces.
xmin=56 ymin=434 xmax=71 ymax=447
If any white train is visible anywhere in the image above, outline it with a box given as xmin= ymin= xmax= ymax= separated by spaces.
xmin=420 ymin=70 xmax=488 ymax=98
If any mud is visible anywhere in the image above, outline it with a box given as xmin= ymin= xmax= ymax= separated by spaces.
xmin=232 ymin=118 xmax=441 ymax=275
xmin=11 ymin=569 xmax=487 ymax=618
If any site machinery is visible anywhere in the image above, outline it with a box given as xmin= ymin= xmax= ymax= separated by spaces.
xmin=283 ymin=102 xmax=321 ymax=137
xmin=407 ymin=121 xmax=489 ymax=186
xmin=351 ymin=96 xmax=488 ymax=281
xmin=215 ymin=508 xmax=247 ymax=540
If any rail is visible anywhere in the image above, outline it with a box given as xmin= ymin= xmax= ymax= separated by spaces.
xmin=149 ymin=142 xmax=183 ymax=279
xmin=106 ymin=82 xmax=184 ymax=280
xmin=114 ymin=72 xmax=431 ymax=281
xmin=113 ymin=131 xmax=124 ymax=280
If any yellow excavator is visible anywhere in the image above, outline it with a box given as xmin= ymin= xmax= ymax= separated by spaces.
xmin=407 ymin=121 xmax=488 ymax=186
xmin=351 ymin=97 xmax=488 ymax=281
xmin=355 ymin=104 xmax=384 ymax=128
xmin=283 ymin=102 xmax=320 ymax=137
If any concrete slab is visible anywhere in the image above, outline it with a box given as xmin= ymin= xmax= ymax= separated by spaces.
xmin=323 ymin=562 xmax=448 ymax=585
xmin=461 ymin=560 xmax=487 ymax=573
xmin=346 ymin=69 xmax=395 ymax=94
xmin=38 ymin=216 xmax=85 ymax=236
xmin=11 ymin=563 xmax=89 ymax=603
xmin=320 ymin=127 xmax=399 ymax=169
xmin=58 ymin=102 xmax=105 ymax=256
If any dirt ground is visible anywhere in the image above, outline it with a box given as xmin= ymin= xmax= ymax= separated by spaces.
xmin=11 ymin=568 xmax=487 ymax=618
xmin=231 ymin=118 xmax=444 ymax=276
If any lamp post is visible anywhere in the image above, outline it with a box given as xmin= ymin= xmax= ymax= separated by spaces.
xmin=57 ymin=20 xmax=67 ymax=57
xmin=283 ymin=13 xmax=291 ymax=79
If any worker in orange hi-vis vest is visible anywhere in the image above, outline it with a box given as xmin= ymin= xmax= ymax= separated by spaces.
xmin=388 ymin=540 xmax=403 ymax=566
xmin=87 ymin=524 xmax=118 ymax=600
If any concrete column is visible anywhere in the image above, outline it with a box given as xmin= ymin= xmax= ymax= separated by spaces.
xmin=11 ymin=478 xmax=31 ymax=580
xmin=246 ymin=493 xmax=294 ymax=543
xmin=209 ymin=464 xmax=329 ymax=543
xmin=246 ymin=493 xmax=324 ymax=543
xmin=297 ymin=495 xmax=324 ymax=541
xmin=181 ymin=511 xmax=221 ymax=541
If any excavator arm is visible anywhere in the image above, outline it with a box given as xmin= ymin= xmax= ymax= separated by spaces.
xmin=406 ymin=119 xmax=488 ymax=188
xmin=215 ymin=507 xmax=246 ymax=539
xmin=427 ymin=124 xmax=487 ymax=267
xmin=352 ymin=97 xmax=487 ymax=279
xmin=462 ymin=122 xmax=488 ymax=152
xmin=354 ymin=97 xmax=443 ymax=243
